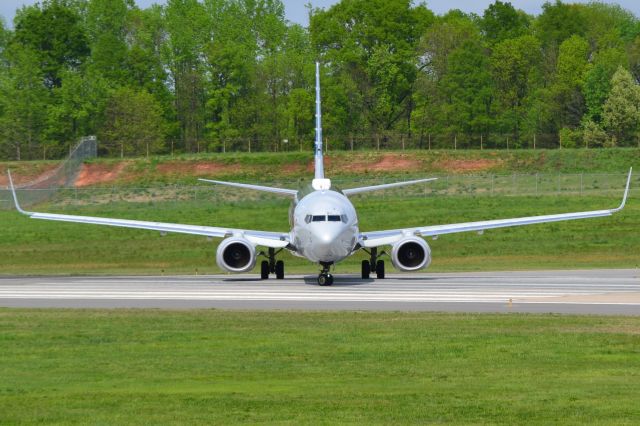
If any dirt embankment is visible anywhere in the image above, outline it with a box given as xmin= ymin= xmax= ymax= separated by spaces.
xmin=4 ymin=152 xmax=509 ymax=188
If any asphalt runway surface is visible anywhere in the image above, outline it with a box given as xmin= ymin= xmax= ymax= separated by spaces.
xmin=1 ymin=269 xmax=639 ymax=314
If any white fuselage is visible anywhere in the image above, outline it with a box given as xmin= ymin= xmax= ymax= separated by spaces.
xmin=290 ymin=189 xmax=359 ymax=263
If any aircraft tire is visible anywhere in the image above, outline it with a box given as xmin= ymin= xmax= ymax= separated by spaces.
xmin=275 ymin=260 xmax=285 ymax=279
xmin=260 ymin=261 xmax=269 ymax=279
xmin=318 ymin=273 xmax=333 ymax=286
xmin=361 ymin=260 xmax=371 ymax=279
xmin=376 ymin=260 xmax=385 ymax=279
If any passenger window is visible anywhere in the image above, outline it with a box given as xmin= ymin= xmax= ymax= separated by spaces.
xmin=312 ymin=215 xmax=325 ymax=222
xmin=328 ymin=215 xmax=341 ymax=222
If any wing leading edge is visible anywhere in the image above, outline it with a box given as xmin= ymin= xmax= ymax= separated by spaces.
xmin=360 ymin=168 xmax=632 ymax=248
xmin=7 ymin=171 xmax=290 ymax=248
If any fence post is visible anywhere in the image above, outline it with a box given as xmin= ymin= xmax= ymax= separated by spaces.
xmin=480 ymin=134 xmax=483 ymax=150
xmin=454 ymin=135 xmax=457 ymax=150
xmin=533 ymin=134 xmax=536 ymax=150
xmin=428 ymin=134 xmax=431 ymax=150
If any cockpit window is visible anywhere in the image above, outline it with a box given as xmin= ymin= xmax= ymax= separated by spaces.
xmin=327 ymin=215 xmax=341 ymax=222
xmin=341 ymin=214 xmax=348 ymax=223
xmin=305 ymin=215 xmax=312 ymax=224
xmin=312 ymin=215 xmax=326 ymax=222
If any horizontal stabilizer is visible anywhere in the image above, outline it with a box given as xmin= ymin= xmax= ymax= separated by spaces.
xmin=198 ymin=179 xmax=298 ymax=196
xmin=343 ymin=178 xmax=438 ymax=196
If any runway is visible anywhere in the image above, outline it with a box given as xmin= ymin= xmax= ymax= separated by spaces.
xmin=1 ymin=269 xmax=639 ymax=314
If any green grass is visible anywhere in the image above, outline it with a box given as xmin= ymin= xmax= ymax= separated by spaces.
xmin=1 ymin=309 xmax=639 ymax=424
xmin=1 ymin=190 xmax=638 ymax=275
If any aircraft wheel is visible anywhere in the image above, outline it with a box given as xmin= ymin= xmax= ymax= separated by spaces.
xmin=318 ymin=273 xmax=333 ymax=286
xmin=361 ymin=260 xmax=371 ymax=279
xmin=275 ymin=260 xmax=285 ymax=279
xmin=376 ymin=260 xmax=385 ymax=279
xmin=260 ymin=261 xmax=270 ymax=279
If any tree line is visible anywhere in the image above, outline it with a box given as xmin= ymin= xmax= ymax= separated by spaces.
xmin=1 ymin=0 xmax=640 ymax=160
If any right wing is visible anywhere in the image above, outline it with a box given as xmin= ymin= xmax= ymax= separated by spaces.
xmin=198 ymin=178 xmax=298 ymax=197
xmin=8 ymin=172 xmax=290 ymax=248
xmin=360 ymin=168 xmax=632 ymax=248
xmin=343 ymin=178 xmax=437 ymax=196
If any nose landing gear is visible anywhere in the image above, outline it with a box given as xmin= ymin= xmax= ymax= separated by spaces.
xmin=318 ymin=262 xmax=334 ymax=286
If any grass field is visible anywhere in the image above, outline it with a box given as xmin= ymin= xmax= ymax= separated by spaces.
xmin=0 ymin=190 xmax=638 ymax=275
xmin=1 ymin=309 xmax=639 ymax=424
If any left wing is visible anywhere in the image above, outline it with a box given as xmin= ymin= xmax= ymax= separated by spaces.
xmin=343 ymin=178 xmax=437 ymax=196
xmin=360 ymin=168 xmax=632 ymax=248
xmin=7 ymin=171 xmax=289 ymax=248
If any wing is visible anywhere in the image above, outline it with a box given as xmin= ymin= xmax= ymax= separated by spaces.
xmin=198 ymin=178 xmax=298 ymax=196
xmin=360 ymin=168 xmax=632 ymax=248
xmin=343 ymin=178 xmax=437 ymax=196
xmin=7 ymin=172 xmax=289 ymax=248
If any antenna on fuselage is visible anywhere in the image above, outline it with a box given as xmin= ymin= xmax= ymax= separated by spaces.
xmin=313 ymin=61 xmax=331 ymax=191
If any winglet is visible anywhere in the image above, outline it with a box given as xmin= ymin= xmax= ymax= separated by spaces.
xmin=7 ymin=170 xmax=30 ymax=215
xmin=612 ymin=167 xmax=632 ymax=213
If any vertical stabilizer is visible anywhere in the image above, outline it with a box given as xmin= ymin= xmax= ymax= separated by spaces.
xmin=312 ymin=62 xmax=331 ymax=190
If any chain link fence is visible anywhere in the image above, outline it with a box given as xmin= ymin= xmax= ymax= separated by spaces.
xmin=1 ymin=172 xmax=635 ymax=210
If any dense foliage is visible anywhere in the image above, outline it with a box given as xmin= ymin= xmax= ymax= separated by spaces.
xmin=1 ymin=0 xmax=640 ymax=159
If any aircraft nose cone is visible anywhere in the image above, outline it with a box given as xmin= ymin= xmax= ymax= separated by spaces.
xmin=316 ymin=227 xmax=342 ymax=244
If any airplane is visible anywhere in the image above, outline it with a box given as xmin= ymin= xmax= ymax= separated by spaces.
xmin=7 ymin=62 xmax=633 ymax=286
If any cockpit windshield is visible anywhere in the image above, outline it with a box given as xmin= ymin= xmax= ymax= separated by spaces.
xmin=305 ymin=214 xmax=348 ymax=223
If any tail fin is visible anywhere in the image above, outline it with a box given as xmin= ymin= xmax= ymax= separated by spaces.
xmin=312 ymin=62 xmax=331 ymax=191
xmin=314 ymin=61 xmax=324 ymax=180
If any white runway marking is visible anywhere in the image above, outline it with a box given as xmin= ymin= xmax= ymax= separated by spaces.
xmin=1 ymin=270 xmax=639 ymax=312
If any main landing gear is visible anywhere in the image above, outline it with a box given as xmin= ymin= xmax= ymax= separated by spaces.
xmin=318 ymin=262 xmax=334 ymax=286
xmin=260 ymin=248 xmax=284 ymax=280
xmin=361 ymin=247 xmax=385 ymax=280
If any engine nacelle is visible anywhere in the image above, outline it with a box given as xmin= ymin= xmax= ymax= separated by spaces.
xmin=391 ymin=237 xmax=431 ymax=272
xmin=216 ymin=237 xmax=257 ymax=273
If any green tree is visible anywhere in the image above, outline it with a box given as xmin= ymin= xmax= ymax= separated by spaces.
xmin=100 ymin=87 xmax=167 ymax=157
xmin=0 ymin=47 xmax=48 ymax=160
xmin=491 ymin=35 xmax=541 ymax=142
xmin=163 ymin=0 xmax=208 ymax=152
xmin=583 ymin=48 xmax=628 ymax=123
xmin=550 ymin=35 xmax=590 ymax=130
xmin=480 ymin=1 xmax=530 ymax=44
xmin=602 ymin=67 xmax=640 ymax=146
xmin=13 ymin=0 xmax=90 ymax=89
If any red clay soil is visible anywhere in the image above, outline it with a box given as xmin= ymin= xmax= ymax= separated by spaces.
xmin=75 ymin=163 xmax=128 ymax=187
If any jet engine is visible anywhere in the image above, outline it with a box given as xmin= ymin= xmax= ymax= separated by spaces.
xmin=216 ymin=237 xmax=257 ymax=273
xmin=390 ymin=237 xmax=431 ymax=271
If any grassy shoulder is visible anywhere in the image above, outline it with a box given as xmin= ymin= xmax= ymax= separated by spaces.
xmin=0 ymin=192 xmax=638 ymax=275
xmin=1 ymin=148 xmax=639 ymax=187
xmin=1 ymin=309 xmax=639 ymax=424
